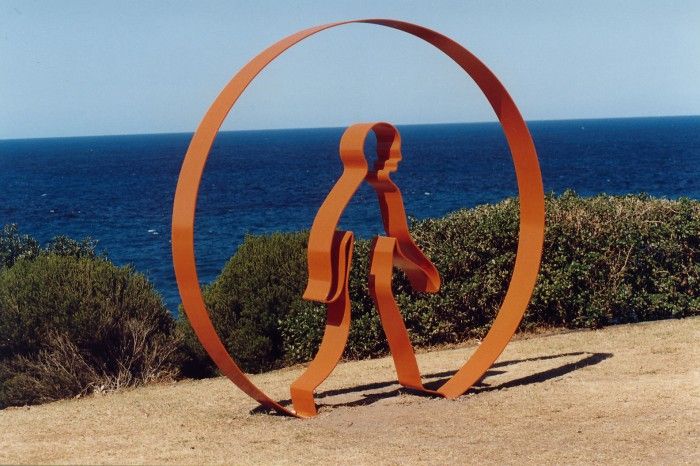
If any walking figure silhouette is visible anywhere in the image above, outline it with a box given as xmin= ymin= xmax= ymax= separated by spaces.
xmin=292 ymin=122 xmax=442 ymax=417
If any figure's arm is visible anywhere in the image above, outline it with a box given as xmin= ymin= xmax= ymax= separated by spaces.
xmin=369 ymin=177 xmax=441 ymax=293
xmin=303 ymin=124 xmax=370 ymax=303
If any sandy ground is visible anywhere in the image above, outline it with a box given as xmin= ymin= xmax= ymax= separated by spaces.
xmin=1 ymin=317 xmax=698 ymax=465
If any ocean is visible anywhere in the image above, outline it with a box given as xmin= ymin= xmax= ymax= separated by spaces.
xmin=1 ymin=116 xmax=698 ymax=312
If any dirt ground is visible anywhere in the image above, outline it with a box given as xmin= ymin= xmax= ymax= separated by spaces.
xmin=1 ymin=317 xmax=698 ymax=465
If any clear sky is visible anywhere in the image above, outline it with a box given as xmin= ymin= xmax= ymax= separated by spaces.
xmin=1 ymin=0 xmax=698 ymax=139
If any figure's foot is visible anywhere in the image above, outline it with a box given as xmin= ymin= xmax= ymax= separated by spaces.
xmin=290 ymin=383 xmax=318 ymax=418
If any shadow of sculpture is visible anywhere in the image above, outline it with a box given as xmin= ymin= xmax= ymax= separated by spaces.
xmin=251 ymin=351 xmax=613 ymax=415
xmin=425 ymin=351 xmax=612 ymax=392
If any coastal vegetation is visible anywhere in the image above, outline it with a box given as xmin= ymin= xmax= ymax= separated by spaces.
xmin=178 ymin=192 xmax=699 ymax=374
xmin=1 ymin=192 xmax=698 ymax=407
xmin=0 ymin=226 xmax=179 ymax=408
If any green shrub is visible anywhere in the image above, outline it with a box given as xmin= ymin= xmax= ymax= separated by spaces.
xmin=176 ymin=232 xmax=311 ymax=376
xmin=0 ymin=225 xmax=99 ymax=270
xmin=44 ymin=235 xmax=99 ymax=259
xmin=178 ymin=193 xmax=699 ymax=376
xmin=0 ymin=253 xmax=178 ymax=408
xmin=528 ymin=192 xmax=699 ymax=327
xmin=0 ymin=224 xmax=40 ymax=268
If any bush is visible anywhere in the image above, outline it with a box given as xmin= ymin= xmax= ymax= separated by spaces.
xmin=178 ymin=193 xmax=699 ymax=376
xmin=44 ymin=235 xmax=99 ymax=259
xmin=0 ymin=224 xmax=40 ymax=268
xmin=410 ymin=192 xmax=699 ymax=333
xmin=0 ymin=225 xmax=98 ymax=270
xmin=0 ymin=241 xmax=179 ymax=408
xmin=176 ymin=232 xmax=310 ymax=376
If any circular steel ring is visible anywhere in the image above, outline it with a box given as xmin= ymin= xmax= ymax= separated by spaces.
xmin=172 ymin=19 xmax=545 ymax=416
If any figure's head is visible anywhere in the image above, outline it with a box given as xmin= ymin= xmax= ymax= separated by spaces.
xmin=339 ymin=122 xmax=402 ymax=178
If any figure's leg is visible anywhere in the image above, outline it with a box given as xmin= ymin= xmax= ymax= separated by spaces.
xmin=290 ymin=231 xmax=354 ymax=417
xmin=369 ymin=236 xmax=441 ymax=395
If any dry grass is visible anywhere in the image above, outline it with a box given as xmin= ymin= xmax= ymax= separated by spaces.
xmin=1 ymin=317 xmax=698 ymax=465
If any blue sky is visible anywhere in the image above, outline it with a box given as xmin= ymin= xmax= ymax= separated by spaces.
xmin=1 ymin=0 xmax=698 ymax=139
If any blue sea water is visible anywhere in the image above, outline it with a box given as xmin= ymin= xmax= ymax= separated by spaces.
xmin=1 ymin=116 xmax=698 ymax=313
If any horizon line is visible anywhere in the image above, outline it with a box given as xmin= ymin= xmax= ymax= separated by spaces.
xmin=1 ymin=113 xmax=698 ymax=142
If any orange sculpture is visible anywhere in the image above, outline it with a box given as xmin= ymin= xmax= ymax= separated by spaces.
xmin=292 ymin=122 xmax=443 ymax=417
xmin=172 ymin=20 xmax=545 ymax=418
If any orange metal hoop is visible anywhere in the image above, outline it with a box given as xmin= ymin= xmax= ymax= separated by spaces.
xmin=172 ymin=19 xmax=545 ymax=418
